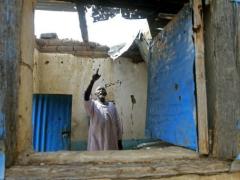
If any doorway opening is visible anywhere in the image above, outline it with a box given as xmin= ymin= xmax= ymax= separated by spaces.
xmin=32 ymin=94 xmax=72 ymax=152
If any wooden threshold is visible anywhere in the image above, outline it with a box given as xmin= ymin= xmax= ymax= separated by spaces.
xmin=16 ymin=146 xmax=198 ymax=165
xmin=6 ymin=146 xmax=235 ymax=179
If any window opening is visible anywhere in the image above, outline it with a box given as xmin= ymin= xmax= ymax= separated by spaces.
xmin=32 ymin=1 xmax=199 ymax=153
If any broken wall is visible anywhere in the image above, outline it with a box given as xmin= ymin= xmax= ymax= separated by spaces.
xmin=33 ymin=49 xmax=147 ymax=150
xmin=17 ymin=0 xmax=36 ymax=156
xmin=0 ymin=0 xmax=36 ymax=165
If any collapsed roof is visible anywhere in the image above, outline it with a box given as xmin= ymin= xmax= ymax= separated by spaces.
xmin=36 ymin=0 xmax=188 ymax=37
xmin=36 ymin=0 xmax=189 ymax=61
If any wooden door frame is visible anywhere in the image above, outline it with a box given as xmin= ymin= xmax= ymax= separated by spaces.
xmin=192 ymin=0 xmax=209 ymax=154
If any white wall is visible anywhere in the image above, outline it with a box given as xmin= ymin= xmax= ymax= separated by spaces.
xmin=33 ymin=51 xmax=148 ymax=147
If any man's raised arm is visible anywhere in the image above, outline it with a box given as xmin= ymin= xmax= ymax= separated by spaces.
xmin=84 ymin=69 xmax=101 ymax=101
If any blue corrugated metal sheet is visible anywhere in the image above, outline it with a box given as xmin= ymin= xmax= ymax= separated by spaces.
xmin=146 ymin=5 xmax=198 ymax=150
xmin=32 ymin=94 xmax=72 ymax=152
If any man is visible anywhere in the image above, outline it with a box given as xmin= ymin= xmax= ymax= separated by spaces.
xmin=84 ymin=69 xmax=123 ymax=151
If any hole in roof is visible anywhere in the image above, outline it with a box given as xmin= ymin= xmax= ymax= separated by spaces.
xmin=34 ymin=8 xmax=150 ymax=47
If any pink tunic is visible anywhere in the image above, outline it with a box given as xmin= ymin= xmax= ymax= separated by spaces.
xmin=84 ymin=100 xmax=123 ymax=151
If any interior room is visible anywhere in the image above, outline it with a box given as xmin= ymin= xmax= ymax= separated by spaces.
xmin=29 ymin=0 xmax=206 ymax=153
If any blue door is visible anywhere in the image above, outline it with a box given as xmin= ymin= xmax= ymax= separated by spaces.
xmin=32 ymin=94 xmax=72 ymax=152
xmin=146 ymin=5 xmax=198 ymax=150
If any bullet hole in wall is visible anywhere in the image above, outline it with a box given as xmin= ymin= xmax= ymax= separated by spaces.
xmin=131 ymin=95 xmax=136 ymax=104
xmin=174 ymin=83 xmax=179 ymax=90
xmin=178 ymin=96 xmax=182 ymax=101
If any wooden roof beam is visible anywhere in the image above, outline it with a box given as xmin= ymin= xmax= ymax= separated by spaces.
xmin=37 ymin=0 xmax=188 ymax=14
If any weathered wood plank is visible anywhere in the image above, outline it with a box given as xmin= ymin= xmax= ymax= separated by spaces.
xmin=17 ymin=147 xmax=198 ymax=165
xmin=37 ymin=0 xmax=187 ymax=14
xmin=161 ymin=172 xmax=240 ymax=180
xmin=193 ymin=0 xmax=209 ymax=154
xmin=204 ymin=0 xmax=240 ymax=159
xmin=76 ymin=3 xmax=89 ymax=42
xmin=6 ymin=158 xmax=231 ymax=179
xmin=0 ymin=0 xmax=23 ymax=166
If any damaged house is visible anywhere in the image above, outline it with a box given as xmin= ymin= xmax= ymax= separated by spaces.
xmin=1 ymin=0 xmax=240 ymax=179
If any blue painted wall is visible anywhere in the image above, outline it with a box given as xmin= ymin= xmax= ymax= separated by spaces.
xmin=32 ymin=94 xmax=72 ymax=152
xmin=146 ymin=5 xmax=198 ymax=150
xmin=0 ymin=152 xmax=5 ymax=179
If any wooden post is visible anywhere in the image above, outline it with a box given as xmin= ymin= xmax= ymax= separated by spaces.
xmin=76 ymin=3 xmax=89 ymax=42
xmin=0 ymin=0 xmax=23 ymax=165
xmin=193 ymin=0 xmax=209 ymax=154
xmin=204 ymin=0 xmax=240 ymax=159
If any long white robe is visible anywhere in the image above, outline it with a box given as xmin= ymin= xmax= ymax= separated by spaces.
xmin=84 ymin=100 xmax=122 ymax=151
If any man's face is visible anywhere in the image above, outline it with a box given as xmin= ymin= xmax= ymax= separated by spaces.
xmin=95 ymin=87 xmax=107 ymax=99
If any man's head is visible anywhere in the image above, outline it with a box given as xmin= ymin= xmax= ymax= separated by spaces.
xmin=95 ymin=86 xmax=107 ymax=101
